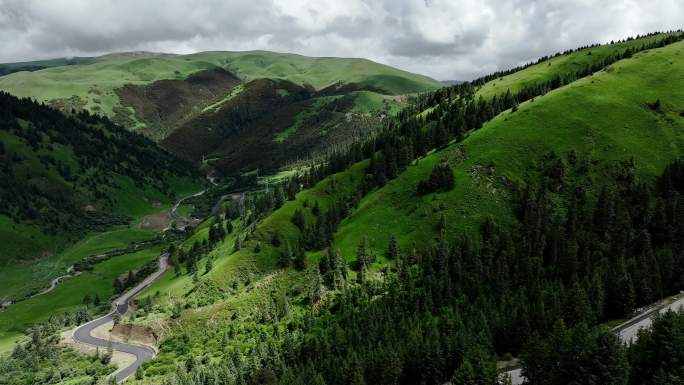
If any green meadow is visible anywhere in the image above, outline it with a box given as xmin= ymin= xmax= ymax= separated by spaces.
xmin=0 ymin=246 xmax=163 ymax=353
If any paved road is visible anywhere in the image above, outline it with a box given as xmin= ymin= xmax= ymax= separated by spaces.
xmin=73 ymin=253 xmax=169 ymax=382
xmin=502 ymin=293 xmax=684 ymax=384
xmin=168 ymin=190 xmax=207 ymax=231
xmin=33 ymin=266 xmax=77 ymax=297
xmin=615 ymin=294 xmax=684 ymax=344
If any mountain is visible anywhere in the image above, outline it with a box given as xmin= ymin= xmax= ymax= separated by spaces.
xmin=0 ymin=51 xmax=440 ymax=133
xmin=0 ymin=57 xmax=96 ymax=76
xmin=3 ymin=31 xmax=684 ymax=385
xmin=161 ymin=77 xmax=403 ymax=174
xmin=124 ymin=32 xmax=684 ymax=384
xmin=0 ymin=92 xmax=200 ymax=280
xmin=440 ymin=80 xmax=464 ymax=86
xmin=0 ymin=51 xmax=440 ymax=174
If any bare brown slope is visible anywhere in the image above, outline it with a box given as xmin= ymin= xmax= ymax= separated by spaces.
xmin=161 ymin=78 xmax=313 ymax=164
xmin=161 ymin=78 xmax=385 ymax=175
xmin=116 ymin=68 xmax=241 ymax=140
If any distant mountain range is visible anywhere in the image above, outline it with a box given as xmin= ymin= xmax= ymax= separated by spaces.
xmin=0 ymin=51 xmax=441 ymax=175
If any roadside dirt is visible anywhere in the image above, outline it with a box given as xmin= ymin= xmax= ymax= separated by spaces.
xmin=139 ymin=210 xmax=172 ymax=231
xmin=112 ymin=323 xmax=158 ymax=346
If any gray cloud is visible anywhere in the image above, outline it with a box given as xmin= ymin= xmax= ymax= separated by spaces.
xmin=0 ymin=0 xmax=681 ymax=80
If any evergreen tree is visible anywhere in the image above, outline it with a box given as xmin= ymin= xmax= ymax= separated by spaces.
xmin=387 ymin=235 xmax=399 ymax=259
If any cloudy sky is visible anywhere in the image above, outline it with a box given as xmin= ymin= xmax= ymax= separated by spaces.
xmin=0 ymin=0 xmax=681 ymax=80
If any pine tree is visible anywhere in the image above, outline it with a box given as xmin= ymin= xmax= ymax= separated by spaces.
xmin=279 ymin=244 xmax=293 ymax=268
xmin=292 ymin=208 xmax=306 ymax=230
xmin=294 ymin=245 xmax=306 ymax=271
xmin=387 ymin=235 xmax=399 ymax=259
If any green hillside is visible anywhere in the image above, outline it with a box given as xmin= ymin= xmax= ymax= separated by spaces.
xmin=3 ymin=31 xmax=684 ymax=385
xmin=476 ymin=32 xmax=680 ymax=99
xmin=0 ymin=93 xmax=202 ymax=303
xmin=0 ymin=51 xmax=440 ymax=133
xmin=0 ymin=57 xmax=95 ymax=76
xmin=113 ymin=35 xmax=684 ymax=385
xmin=335 ymin=39 xmax=684 ymax=258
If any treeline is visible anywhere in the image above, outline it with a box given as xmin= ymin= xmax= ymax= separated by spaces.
xmin=470 ymin=30 xmax=684 ymax=87
xmin=268 ymin=154 xmax=684 ymax=385
xmin=273 ymin=31 xmax=684 ymax=203
xmin=522 ymin=310 xmax=684 ymax=385
xmin=291 ymin=195 xmax=358 ymax=252
xmin=113 ymin=259 xmax=159 ymax=294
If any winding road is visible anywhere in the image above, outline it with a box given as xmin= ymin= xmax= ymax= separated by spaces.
xmin=70 ymin=187 xmax=239 ymax=381
xmin=168 ymin=190 xmax=206 ymax=230
xmin=72 ymin=253 xmax=169 ymax=382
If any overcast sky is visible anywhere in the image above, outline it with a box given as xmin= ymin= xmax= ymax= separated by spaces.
xmin=0 ymin=0 xmax=681 ymax=80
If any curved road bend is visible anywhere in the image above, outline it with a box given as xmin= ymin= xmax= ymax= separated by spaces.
xmin=73 ymin=253 xmax=169 ymax=382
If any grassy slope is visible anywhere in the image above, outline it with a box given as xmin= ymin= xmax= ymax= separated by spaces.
xmin=476 ymin=33 xmax=678 ymax=99
xmin=120 ymin=38 xmax=683 ymax=382
xmin=334 ymin=40 xmax=684 ymax=259
xmin=0 ymin=226 xmax=154 ymax=302
xmin=0 ymin=51 xmax=440 ymax=121
xmin=0 ymin=57 xmax=95 ymax=75
xmin=143 ymin=160 xmax=370 ymax=302
xmin=349 ymin=90 xmax=404 ymax=115
xmin=0 ymin=175 xmax=200 ymax=307
xmin=189 ymin=51 xmax=441 ymax=93
xmin=0 ymin=247 xmax=162 ymax=353
xmin=147 ymin=38 xmax=684 ymax=306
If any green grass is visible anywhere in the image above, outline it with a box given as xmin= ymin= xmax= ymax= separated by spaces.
xmin=0 ymin=226 xmax=156 ymax=302
xmin=349 ymin=91 xmax=403 ymax=115
xmin=0 ymin=247 xmax=162 ymax=353
xmin=476 ymin=32 xmax=681 ymax=99
xmin=0 ymin=215 xmax=68 ymax=270
xmin=201 ymin=84 xmax=244 ymax=113
xmin=175 ymin=204 xmax=194 ymax=218
xmin=333 ymin=40 xmax=684 ymax=260
xmin=0 ymin=51 xmax=440 ymax=126
xmin=191 ymin=51 xmax=441 ymax=94
xmin=109 ymin=175 xmax=195 ymax=219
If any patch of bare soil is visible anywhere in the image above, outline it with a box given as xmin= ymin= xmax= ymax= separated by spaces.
xmin=383 ymin=94 xmax=408 ymax=103
xmin=139 ymin=210 xmax=171 ymax=231
xmin=112 ymin=323 xmax=159 ymax=346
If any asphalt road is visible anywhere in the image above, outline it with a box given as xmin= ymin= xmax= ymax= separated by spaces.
xmin=502 ymin=293 xmax=684 ymax=385
xmin=72 ymin=253 xmax=169 ymax=382
xmin=615 ymin=295 xmax=684 ymax=343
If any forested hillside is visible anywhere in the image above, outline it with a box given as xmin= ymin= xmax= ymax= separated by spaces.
xmin=2 ymin=31 xmax=683 ymax=385
xmin=98 ymin=32 xmax=684 ymax=385
xmin=0 ymin=51 xmax=430 ymax=176
xmin=0 ymin=51 xmax=439 ymax=138
xmin=162 ymin=77 xmax=402 ymax=174
xmin=0 ymin=92 xmax=200 ymax=262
